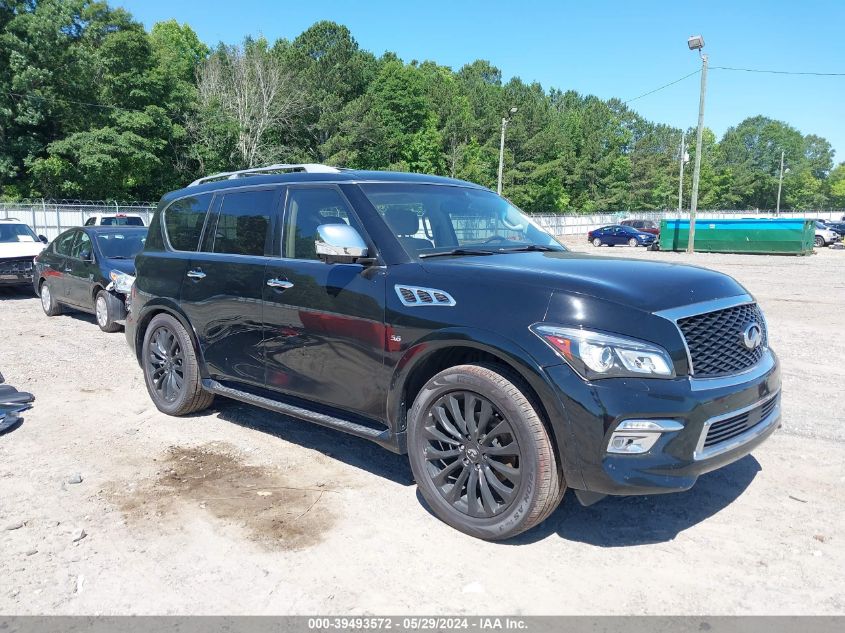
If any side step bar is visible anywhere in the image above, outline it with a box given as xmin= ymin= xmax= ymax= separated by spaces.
xmin=201 ymin=379 xmax=401 ymax=452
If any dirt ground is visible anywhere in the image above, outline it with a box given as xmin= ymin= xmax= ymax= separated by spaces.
xmin=0 ymin=240 xmax=843 ymax=615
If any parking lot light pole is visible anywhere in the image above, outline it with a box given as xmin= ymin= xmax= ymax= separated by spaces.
xmin=497 ymin=106 xmax=518 ymax=195
xmin=776 ymin=150 xmax=786 ymax=215
xmin=687 ymin=35 xmax=708 ymax=254
xmin=678 ymin=134 xmax=687 ymax=211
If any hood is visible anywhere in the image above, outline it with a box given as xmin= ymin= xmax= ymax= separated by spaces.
xmin=423 ymin=251 xmax=747 ymax=313
xmin=0 ymin=241 xmax=45 ymax=259
xmin=104 ymin=257 xmax=136 ymax=276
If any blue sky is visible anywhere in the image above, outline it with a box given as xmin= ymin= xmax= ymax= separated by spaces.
xmin=117 ymin=0 xmax=845 ymax=162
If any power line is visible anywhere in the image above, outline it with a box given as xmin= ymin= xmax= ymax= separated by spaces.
xmin=711 ymin=65 xmax=845 ymax=77
xmin=6 ymin=91 xmax=147 ymax=113
xmin=623 ymin=69 xmax=701 ymax=104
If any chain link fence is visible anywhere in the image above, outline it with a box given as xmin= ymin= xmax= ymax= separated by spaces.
xmin=1 ymin=199 xmax=843 ymax=241
xmin=0 ymin=200 xmax=156 ymax=241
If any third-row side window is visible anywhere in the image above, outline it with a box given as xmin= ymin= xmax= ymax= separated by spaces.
xmin=164 ymin=193 xmax=213 ymax=251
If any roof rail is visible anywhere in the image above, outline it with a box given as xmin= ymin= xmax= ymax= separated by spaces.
xmin=188 ymin=163 xmax=341 ymax=187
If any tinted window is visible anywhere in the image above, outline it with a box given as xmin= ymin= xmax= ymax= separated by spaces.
xmin=283 ymin=187 xmax=359 ymax=260
xmin=164 ymin=194 xmax=213 ymax=251
xmin=70 ymin=232 xmax=92 ymax=259
xmin=54 ymin=231 xmax=78 ymax=255
xmin=204 ymin=189 xmax=274 ymax=256
xmin=102 ymin=216 xmax=144 ymax=226
xmin=84 ymin=217 xmax=96 ymax=226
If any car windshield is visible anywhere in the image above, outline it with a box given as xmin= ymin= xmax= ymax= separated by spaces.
xmin=359 ymin=183 xmax=565 ymax=257
xmin=0 ymin=223 xmax=39 ymax=243
xmin=96 ymin=231 xmax=147 ymax=259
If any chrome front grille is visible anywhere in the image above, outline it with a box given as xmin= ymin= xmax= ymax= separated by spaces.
xmin=695 ymin=391 xmax=781 ymax=460
xmin=677 ymin=303 xmax=767 ymax=377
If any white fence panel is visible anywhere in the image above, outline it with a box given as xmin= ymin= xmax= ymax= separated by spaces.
xmin=0 ymin=201 xmax=156 ymax=240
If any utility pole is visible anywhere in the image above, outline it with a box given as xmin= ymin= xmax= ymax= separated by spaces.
xmin=776 ymin=150 xmax=785 ymax=215
xmin=687 ymin=35 xmax=708 ymax=254
xmin=497 ymin=106 xmax=518 ymax=195
xmin=678 ymin=134 xmax=686 ymax=212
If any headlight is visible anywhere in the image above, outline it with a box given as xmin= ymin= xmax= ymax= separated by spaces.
xmin=109 ymin=270 xmax=136 ymax=294
xmin=531 ymin=324 xmax=675 ymax=380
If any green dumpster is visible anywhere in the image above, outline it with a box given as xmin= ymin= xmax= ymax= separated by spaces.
xmin=660 ymin=218 xmax=815 ymax=254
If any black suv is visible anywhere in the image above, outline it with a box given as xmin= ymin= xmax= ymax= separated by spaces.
xmin=126 ymin=164 xmax=781 ymax=540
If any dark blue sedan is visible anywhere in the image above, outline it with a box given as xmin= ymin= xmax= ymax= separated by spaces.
xmin=588 ymin=224 xmax=657 ymax=248
xmin=33 ymin=226 xmax=147 ymax=332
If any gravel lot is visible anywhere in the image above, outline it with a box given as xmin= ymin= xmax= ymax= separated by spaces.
xmin=1 ymin=240 xmax=843 ymax=615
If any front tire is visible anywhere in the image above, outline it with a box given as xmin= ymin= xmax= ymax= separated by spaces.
xmin=39 ymin=280 xmax=63 ymax=316
xmin=95 ymin=290 xmax=123 ymax=333
xmin=814 ymin=235 xmax=825 ymax=247
xmin=407 ymin=364 xmax=564 ymax=540
xmin=141 ymin=313 xmax=213 ymax=416
xmin=628 ymin=237 xmax=638 ymax=247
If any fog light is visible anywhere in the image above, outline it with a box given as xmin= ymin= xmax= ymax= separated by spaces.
xmin=607 ymin=419 xmax=683 ymax=455
xmin=608 ymin=433 xmax=660 ymax=454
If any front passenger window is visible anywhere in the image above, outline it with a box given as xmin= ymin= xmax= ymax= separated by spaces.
xmin=283 ymin=188 xmax=358 ymax=260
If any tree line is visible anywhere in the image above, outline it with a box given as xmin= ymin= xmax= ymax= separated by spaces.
xmin=2 ymin=0 xmax=843 ymax=212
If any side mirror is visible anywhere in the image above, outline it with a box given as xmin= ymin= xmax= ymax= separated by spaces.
xmin=315 ymin=224 xmax=369 ymax=264
xmin=79 ymin=249 xmax=93 ymax=262
xmin=38 ymin=235 xmax=48 ymax=244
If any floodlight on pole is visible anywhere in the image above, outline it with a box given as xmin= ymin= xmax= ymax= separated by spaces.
xmin=497 ymin=107 xmax=518 ymax=195
xmin=686 ymin=34 xmax=708 ymax=254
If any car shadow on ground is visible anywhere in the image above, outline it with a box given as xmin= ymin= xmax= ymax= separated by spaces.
xmin=510 ymin=454 xmax=762 ymax=546
xmin=209 ymin=396 xmax=760 ymax=546
xmin=213 ymin=398 xmax=414 ymax=487
xmin=0 ymin=286 xmax=37 ymax=301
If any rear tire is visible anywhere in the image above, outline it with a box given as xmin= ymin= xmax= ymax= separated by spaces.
xmin=407 ymin=363 xmax=564 ymax=540
xmin=39 ymin=280 xmax=63 ymax=316
xmin=592 ymin=238 xmax=602 ymax=247
xmin=141 ymin=313 xmax=213 ymax=416
xmin=95 ymin=290 xmax=123 ymax=333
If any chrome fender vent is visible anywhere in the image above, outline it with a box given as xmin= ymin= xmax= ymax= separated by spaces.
xmin=395 ymin=285 xmax=456 ymax=307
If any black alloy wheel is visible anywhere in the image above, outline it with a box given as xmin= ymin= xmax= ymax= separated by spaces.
xmin=423 ymin=390 xmax=521 ymax=518
xmin=146 ymin=324 xmax=185 ymax=403
xmin=407 ymin=364 xmax=564 ymax=540
xmin=141 ymin=313 xmax=214 ymax=416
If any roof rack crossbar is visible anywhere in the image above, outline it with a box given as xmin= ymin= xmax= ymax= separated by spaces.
xmin=188 ymin=163 xmax=341 ymax=187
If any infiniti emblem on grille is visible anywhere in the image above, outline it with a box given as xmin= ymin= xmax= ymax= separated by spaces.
xmin=742 ymin=323 xmax=763 ymax=350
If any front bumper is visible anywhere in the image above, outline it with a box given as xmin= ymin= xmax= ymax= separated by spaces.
xmin=546 ymin=348 xmax=781 ymax=496
xmin=0 ymin=273 xmax=33 ymax=286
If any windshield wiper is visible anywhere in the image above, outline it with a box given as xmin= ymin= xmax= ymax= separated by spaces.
xmin=107 ymin=255 xmax=130 ymax=259
xmin=419 ymin=248 xmax=495 ymax=259
xmin=495 ymin=244 xmax=559 ymax=253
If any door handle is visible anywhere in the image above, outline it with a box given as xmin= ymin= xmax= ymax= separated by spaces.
xmin=186 ymin=269 xmax=206 ymax=280
xmin=64 ymin=267 xmax=72 ymax=273
xmin=266 ymin=278 xmax=293 ymax=290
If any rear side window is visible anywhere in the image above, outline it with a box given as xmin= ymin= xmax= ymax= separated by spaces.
xmin=70 ymin=232 xmax=92 ymax=259
xmin=84 ymin=217 xmax=96 ymax=226
xmin=203 ymin=189 xmax=274 ymax=256
xmin=164 ymin=194 xmax=213 ymax=251
xmin=54 ymin=231 xmax=77 ymax=255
